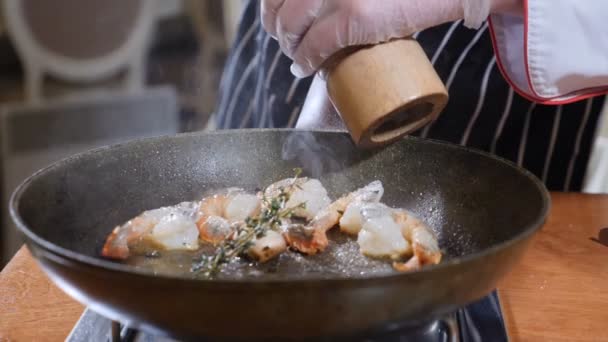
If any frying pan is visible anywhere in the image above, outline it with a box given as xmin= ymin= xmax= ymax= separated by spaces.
xmin=10 ymin=129 xmax=550 ymax=340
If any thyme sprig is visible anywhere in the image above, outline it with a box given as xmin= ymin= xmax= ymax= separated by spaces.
xmin=192 ymin=169 xmax=305 ymax=277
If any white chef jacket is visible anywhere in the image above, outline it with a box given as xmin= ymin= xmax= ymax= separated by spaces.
xmin=489 ymin=1 xmax=608 ymax=103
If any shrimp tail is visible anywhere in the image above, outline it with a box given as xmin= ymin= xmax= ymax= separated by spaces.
xmin=101 ymin=226 xmax=129 ymax=260
xmin=283 ymin=225 xmax=329 ymax=255
xmin=392 ymin=255 xmax=421 ymax=272
xmin=415 ymin=245 xmax=442 ymax=265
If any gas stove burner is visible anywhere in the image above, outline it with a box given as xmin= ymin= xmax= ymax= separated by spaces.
xmin=67 ymin=292 xmax=507 ymax=342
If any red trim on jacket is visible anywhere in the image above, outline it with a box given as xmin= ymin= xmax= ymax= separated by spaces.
xmin=487 ymin=0 xmax=608 ymax=105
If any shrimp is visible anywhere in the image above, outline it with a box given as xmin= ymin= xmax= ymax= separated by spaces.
xmin=356 ymin=203 xmax=412 ymax=260
xmin=392 ymin=255 xmax=421 ymax=272
xmin=338 ymin=182 xmax=384 ymax=235
xmin=392 ymin=210 xmax=442 ymax=271
xmin=197 ymin=195 xmax=233 ymax=244
xmin=102 ymin=204 xmax=200 ymax=260
xmin=284 ymin=181 xmax=383 ymax=255
xmin=102 ymin=216 xmax=156 ymax=259
xmin=226 ymin=192 xmax=263 ymax=221
xmin=150 ymin=213 xmax=199 ymax=250
xmin=282 ymin=223 xmax=329 ymax=255
xmin=196 ymin=190 xmax=261 ymax=244
xmin=264 ymin=177 xmax=331 ymax=220
xmin=247 ymin=230 xmax=287 ymax=263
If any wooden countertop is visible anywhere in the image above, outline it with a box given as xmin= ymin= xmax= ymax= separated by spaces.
xmin=1 ymin=193 xmax=607 ymax=341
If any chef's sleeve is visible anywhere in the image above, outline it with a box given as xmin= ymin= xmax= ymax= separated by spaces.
xmin=488 ymin=0 xmax=608 ymax=104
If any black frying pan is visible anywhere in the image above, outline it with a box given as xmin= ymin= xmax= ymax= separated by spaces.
xmin=10 ymin=129 xmax=549 ymax=340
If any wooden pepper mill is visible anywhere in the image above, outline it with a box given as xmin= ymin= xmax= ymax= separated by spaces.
xmin=326 ymin=38 xmax=448 ymax=148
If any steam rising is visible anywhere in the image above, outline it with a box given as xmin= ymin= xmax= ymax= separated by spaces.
xmin=281 ymin=131 xmax=351 ymax=178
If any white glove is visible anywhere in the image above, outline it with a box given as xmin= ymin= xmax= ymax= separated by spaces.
xmin=262 ymin=0 xmax=522 ymax=78
xmin=295 ymin=75 xmax=345 ymax=130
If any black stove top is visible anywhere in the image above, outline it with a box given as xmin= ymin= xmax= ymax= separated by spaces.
xmin=67 ymin=291 xmax=507 ymax=342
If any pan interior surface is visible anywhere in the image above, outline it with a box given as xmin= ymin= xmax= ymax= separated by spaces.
xmin=13 ymin=129 xmax=548 ymax=280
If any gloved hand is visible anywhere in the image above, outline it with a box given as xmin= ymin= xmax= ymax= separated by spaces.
xmin=262 ymin=0 xmax=522 ymax=78
xmin=295 ymin=75 xmax=344 ymax=130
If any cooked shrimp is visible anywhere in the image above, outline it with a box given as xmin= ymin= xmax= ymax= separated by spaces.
xmin=284 ymin=181 xmax=383 ymax=255
xmin=392 ymin=210 xmax=442 ymax=271
xmin=197 ymin=195 xmax=232 ymax=244
xmin=338 ymin=182 xmax=384 ymax=235
xmin=282 ymin=223 xmax=329 ymax=255
xmin=226 ymin=193 xmax=262 ymax=221
xmin=339 ymin=201 xmax=366 ymax=235
xmin=264 ymin=177 xmax=331 ymax=219
xmin=356 ymin=203 xmax=412 ymax=260
xmin=410 ymin=226 xmax=442 ymax=265
xmin=247 ymin=230 xmax=287 ymax=263
xmin=150 ymin=213 xmax=199 ymax=250
xmin=102 ymin=216 xmax=156 ymax=259
xmin=198 ymin=216 xmax=233 ymax=244
xmin=392 ymin=255 xmax=421 ymax=272
xmin=197 ymin=190 xmax=261 ymax=244
xmin=286 ymin=179 xmax=331 ymax=219
xmin=102 ymin=205 xmax=199 ymax=260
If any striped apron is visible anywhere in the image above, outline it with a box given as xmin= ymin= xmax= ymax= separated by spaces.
xmin=214 ymin=0 xmax=605 ymax=192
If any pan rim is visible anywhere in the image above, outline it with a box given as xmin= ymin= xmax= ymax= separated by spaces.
xmin=10 ymin=128 xmax=551 ymax=284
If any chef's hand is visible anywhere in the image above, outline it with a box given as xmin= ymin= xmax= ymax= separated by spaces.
xmin=262 ymin=0 xmax=522 ymax=78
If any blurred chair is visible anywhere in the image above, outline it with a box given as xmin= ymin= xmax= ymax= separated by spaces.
xmin=2 ymin=0 xmax=157 ymax=102
xmin=0 ymin=86 xmax=179 ymax=265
